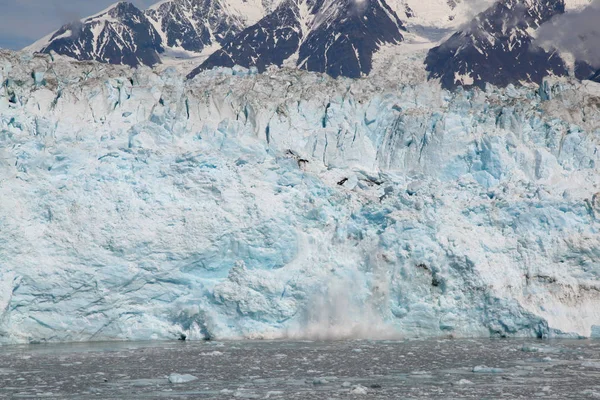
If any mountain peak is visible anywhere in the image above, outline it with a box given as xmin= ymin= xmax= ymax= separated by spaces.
xmin=425 ymin=0 xmax=568 ymax=89
xmin=21 ymin=0 xmax=597 ymax=87
xmin=145 ymin=0 xmax=253 ymax=54
xmin=31 ymin=2 xmax=163 ymax=68
xmin=188 ymin=0 xmax=406 ymax=79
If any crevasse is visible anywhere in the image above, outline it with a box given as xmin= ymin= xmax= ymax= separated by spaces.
xmin=0 ymin=51 xmax=599 ymax=344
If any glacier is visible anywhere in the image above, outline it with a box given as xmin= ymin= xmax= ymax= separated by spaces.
xmin=0 ymin=50 xmax=599 ymax=344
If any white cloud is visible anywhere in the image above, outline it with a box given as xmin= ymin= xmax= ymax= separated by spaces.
xmin=535 ymin=0 xmax=600 ymax=68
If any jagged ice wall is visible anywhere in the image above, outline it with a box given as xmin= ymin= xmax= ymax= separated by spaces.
xmin=0 ymin=52 xmax=600 ymax=344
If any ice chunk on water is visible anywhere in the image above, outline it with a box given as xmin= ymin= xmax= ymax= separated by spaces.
xmin=168 ymin=374 xmax=198 ymax=384
xmin=581 ymin=390 xmax=600 ymax=398
xmin=233 ymin=389 xmax=260 ymax=398
xmin=456 ymin=379 xmax=474 ymax=385
xmin=472 ymin=366 xmax=504 ymax=373
xmin=200 ymin=351 xmax=223 ymax=356
xmin=350 ymin=385 xmax=369 ymax=394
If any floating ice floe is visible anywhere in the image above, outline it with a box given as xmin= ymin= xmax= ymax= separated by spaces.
xmin=168 ymin=373 xmax=198 ymax=384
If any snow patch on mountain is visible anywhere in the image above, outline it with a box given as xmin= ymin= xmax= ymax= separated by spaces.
xmin=388 ymin=0 xmax=494 ymax=31
xmin=564 ymin=0 xmax=594 ymax=10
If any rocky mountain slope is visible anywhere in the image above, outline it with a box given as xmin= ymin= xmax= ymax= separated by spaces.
xmin=425 ymin=0 xmax=568 ymax=89
xmin=27 ymin=2 xmax=164 ymax=67
xmin=23 ymin=0 xmax=600 ymax=86
xmin=188 ymin=0 xmax=406 ymax=79
xmin=144 ymin=0 xmax=279 ymax=54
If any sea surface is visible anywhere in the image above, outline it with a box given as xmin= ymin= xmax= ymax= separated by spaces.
xmin=1 ymin=339 xmax=600 ymax=399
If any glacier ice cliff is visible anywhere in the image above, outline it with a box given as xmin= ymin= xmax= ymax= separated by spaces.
xmin=0 ymin=51 xmax=599 ymax=344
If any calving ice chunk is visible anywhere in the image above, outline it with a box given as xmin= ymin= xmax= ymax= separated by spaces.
xmin=0 ymin=51 xmax=599 ymax=344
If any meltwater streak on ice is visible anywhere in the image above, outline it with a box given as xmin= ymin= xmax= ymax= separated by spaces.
xmin=0 ymin=51 xmax=599 ymax=344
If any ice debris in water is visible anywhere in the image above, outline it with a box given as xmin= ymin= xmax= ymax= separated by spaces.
xmin=168 ymin=373 xmax=198 ymax=384
xmin=582 ymin=390 xmax=600 ymax=398
xmin=0 ymin=51 xmax=599 ymax=344
xmin=233 ymin=389 xmax=260 ymax=398
xmin=200 ymin=351 xmax=223 ymax=356
xmin=521 ymin=345 xmax=558 ymax=353
xmin=582 ymin=362 xmax=600 ymax=369
xmin=350 ymin=385 xmax=369 ymax=395
xmin=472 ymin=366 xmax=504 ymax=373
xmin=521 ymin=345 xmax=541 ymax=353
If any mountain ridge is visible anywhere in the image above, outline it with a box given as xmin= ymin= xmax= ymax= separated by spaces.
xmin=187 ymin=0 xmax=406 ymax=79
xmin=424 ymin=0 xmax=569 ymax=89
xmin=21 ymin=0 xmax=600 ymax=87
xmin=31 ymin=2 xmax=164 ymax=68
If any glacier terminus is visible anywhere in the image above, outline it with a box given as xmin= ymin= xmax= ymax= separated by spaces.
xmin=0 ymin=47 xmax=599 ymax=345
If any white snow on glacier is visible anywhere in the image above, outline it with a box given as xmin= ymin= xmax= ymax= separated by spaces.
xmin=0 ymin=50 xmax=599 ymax=344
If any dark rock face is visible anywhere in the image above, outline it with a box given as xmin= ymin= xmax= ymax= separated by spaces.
xmin=191 ymin=0 xmax=303 ymax=75
xmin=574 ymin=60 xmax=598 ymax=81
xmin=41 ymin=2 xmax=163 ymax=68
xmin=188 ymin=0 xmax=405 ymax=79
xmin=297 ymin=0 xmax=405 ymax=78
xmin=38 ymin=0 xmax=250 ymax=67
xmin=145 ymin=0 xmax=246 ymax=53
xmin=425 ymin=0 xmax=569 ymax=90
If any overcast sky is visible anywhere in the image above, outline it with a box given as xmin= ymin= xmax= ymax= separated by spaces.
xmin=0 ymin=0 xmax=156 ymax=50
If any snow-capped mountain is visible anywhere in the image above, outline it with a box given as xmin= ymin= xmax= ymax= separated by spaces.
xmin=188 ymin=0 xmax=406 ymax=79
xmin=297 ymin=0 xmax=405 ymax=78
xmin=28 ymin=0 xmax=276 ymax=67
xmin=189 ymin=0 xmax=306 ymax=74
xmin=145 ymin=0 xmax=278 ymax=54
xmin=425 ymin=0 xmax=569 ymax=89
xmin=27 ymin=2 xmax=164 ymax=68
xmin=21 ymin=0 xmax=600 ymax=86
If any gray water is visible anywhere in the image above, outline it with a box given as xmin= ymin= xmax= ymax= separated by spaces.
xmin=1 ymin=339 xmax=600 ymax=399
